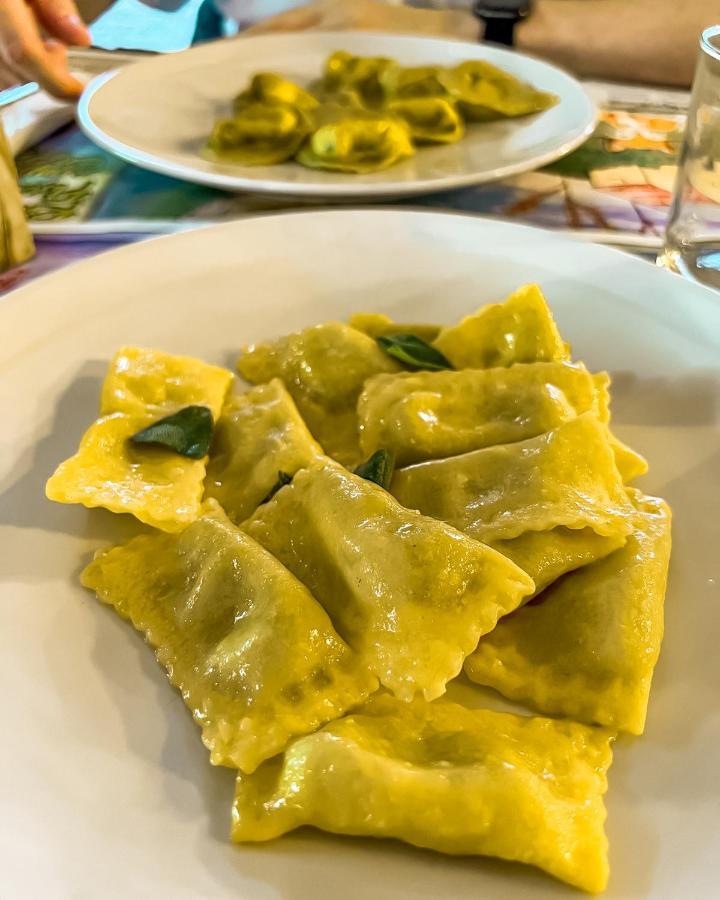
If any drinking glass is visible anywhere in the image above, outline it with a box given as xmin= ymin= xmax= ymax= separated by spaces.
xmin=658 ymin=26 xmax=720 ymax=289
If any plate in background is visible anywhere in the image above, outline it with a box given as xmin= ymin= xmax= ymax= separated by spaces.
xmin=77 ymin=32 xmax=595 ymax=198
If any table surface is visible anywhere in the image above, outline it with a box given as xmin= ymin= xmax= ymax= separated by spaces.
xmin=0 ymin=45 xmax=693 ymax=296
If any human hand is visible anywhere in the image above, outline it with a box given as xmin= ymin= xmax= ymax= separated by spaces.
xmin=0 ymin=0 xmax=91 ymax=100
xmin=243 ymin=0 xmax=479 ymax=41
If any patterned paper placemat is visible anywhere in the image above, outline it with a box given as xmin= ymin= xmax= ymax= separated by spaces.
xmin=15 ymin=85 xmax=687 ymax=247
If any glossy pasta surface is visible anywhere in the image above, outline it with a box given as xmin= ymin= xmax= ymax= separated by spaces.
xmin=207 ymin=52 xmax=558 ymax=173
xmin=82 ymin=503 xmax=377 ymax=772
xmin=244 ymin=460 xmax=534 ymax=701
xmin=465 ymin=492 xmax=671 ymax=734
xmin=46 ymin=347 xmax=232 ymax=531
xmin=47 ymin=282 xmax=672 ymax=894
xmin=233 ymin=694 xmax=613 ymax=894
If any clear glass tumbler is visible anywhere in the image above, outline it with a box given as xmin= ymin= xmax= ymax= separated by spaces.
xmin=658 ymin=26 xmax=720 ymax=289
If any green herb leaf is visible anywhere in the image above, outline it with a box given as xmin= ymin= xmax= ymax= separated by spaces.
xmin=354 ymin=449 xmax=395 ymax=491
xmin=130 ymin=406 xmax=214 ymax=459
xmin=377 ymin=333 xmax=453 ymax=371
xmin=260 ymin=470 xmax=293 ymax=505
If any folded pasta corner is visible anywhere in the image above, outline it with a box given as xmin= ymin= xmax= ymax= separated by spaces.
xmin=232 ymin=694 xmax=614 ymax=895
xmin=433 ymin=283 xmax=570 ymax=369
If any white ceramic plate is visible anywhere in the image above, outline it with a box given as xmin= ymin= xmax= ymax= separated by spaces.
xmin=77 ymin=32 xmax=595 ymax=199
xmin=2 ymin=211 xmax=719 ymax=900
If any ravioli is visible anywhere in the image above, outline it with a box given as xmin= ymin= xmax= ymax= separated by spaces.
xmin=465 ymin=491 xmax=671 ymax=735
xmin=387 ymin=97 xmax=464 ymax=144
xmin=232 ymin=693 xmax=613 ymax=894
xmin=348 ymin=312 xmax=441 ymax=343
xmin=379 ymin=64 xmax=449 ymax=101
xmin=310 ymin=85 xmax=367 ymax=112
xmin=392 ymin=415 xmax=634 ymax=592
xmin=205 ymin=379 xmax=323 ymax=525
xmin=391 ymin=414 xmax=634 ymax=543
xmin=234 ymin=72 xmax=319 ymax=115
xmin=98 ymin=346 xmax=231 ymax=417
xmin=492 ymin=527 xmax=626 ymax=596
xmin=46 ymin=347 xmax=233 ymax=531
xmin=321 ymin=51 xmax=394 ymax=107
xmin=53 ymin=281 xmax=671 ymax=889
xmin=586 ymin=376 xmax=648 ymax=482
xmin=243 ymin=460 xmax=534 ymax=701
xmin=358 ymin=360 xmax=607 ymax=466
xmin=440 ymin=60 xmax=558 ymax=121
xmin=207 ymin=54 xmax=561 ymax=176
xmin=238 ymin=322 xmax=399 ymax=465
xmin=81 ymin=502 xmax=376 ymax=772
xmin=208 ymin=102 xmax=313 ymax=166
xmin=296 ymin=117 xmax=415 ymax=174
xmin=433 ymin=283 xmax=570 ymax=369
xmin=610 ymin=434 xmax=649 ymax=483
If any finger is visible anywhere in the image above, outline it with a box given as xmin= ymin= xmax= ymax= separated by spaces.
xmin=242 ymin=5 xmax=323 ymax=35
xmin=30 ymin=0 xmax=91 ymax=46
xmin=40 ymin=39 xmax=85 ymax=96
xmin=0 ymin=0 xmax=83 ymax=101
xmin=14 ymin=42 xmax=84 ymax=100
xmin=0 ymin=66 xmax=20 ymax=91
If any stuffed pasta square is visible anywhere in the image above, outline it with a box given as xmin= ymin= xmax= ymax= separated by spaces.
xmin=205 ymin=379 xmax=323 ymax=524
xmin=46 ymin=347 xmax=233 ymax=531
xmin=243 ymin=459 xmax=534 ymax=701
xmin=81 ymin=502 xmax=377 ymax=772
xmin=238 ymin=322 xmax=399 ymax=466
xmin=391 ymin=414 xmax=634 ymax=592
xmin=465 ymin=491 xmax=671 ymax=734
xmin=232 ymin=693 xmax=614 ymax=894
xmin=358 ymin=361 xmax=608 ymax=466
xmin=432 ymin=283 xmax=570 ymax=369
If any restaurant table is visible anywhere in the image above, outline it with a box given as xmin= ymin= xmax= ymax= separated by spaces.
xmin=0 ymin=50 xmax=690 ymax=296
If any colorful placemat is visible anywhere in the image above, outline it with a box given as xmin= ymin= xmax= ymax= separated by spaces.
xmin=2 ymin=79 xmax=688 ymax=295
xmin=18 ymin=97 xmax=687 ymax=238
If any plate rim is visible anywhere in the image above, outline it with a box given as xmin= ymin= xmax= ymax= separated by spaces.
xmin=3 ymin=210 xmax=719 ymax=366
xmin=76 ymin=32 xmax=597 ymax=199
xmin=3 ymin=208 xmax=717 ymax=317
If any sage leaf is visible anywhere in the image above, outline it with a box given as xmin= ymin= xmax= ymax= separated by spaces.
xmin=377 ymin=333 xmax=453 ymax=371
xmin=130 ymin=405 xmax=213 ymax=459
xmin=260 ymin=470 xmax=293 ymax=505
xmin=354 ymin=449 xmax=395 ymax=491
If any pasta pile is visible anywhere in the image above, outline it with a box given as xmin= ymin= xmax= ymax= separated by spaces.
xmin=206 ymin=52 xmax=557 ymax=173
xmin=47 ymin=284 xmax=671 ymax=894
